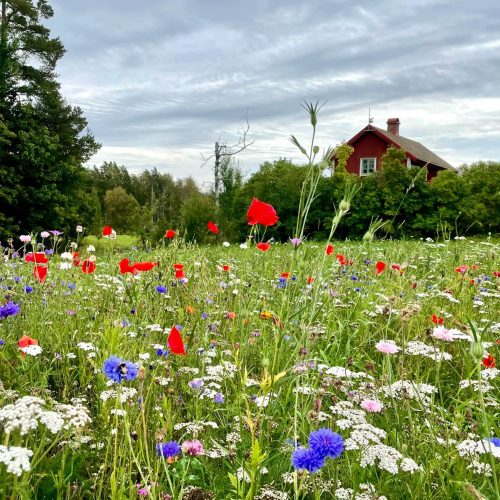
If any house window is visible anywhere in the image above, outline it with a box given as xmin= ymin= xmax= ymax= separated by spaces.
xmin=360 ymin=158 xmax=376 ymax=175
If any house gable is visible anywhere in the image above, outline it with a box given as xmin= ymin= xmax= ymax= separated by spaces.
xmin=335 ymin=119 xmax=454 ymax=181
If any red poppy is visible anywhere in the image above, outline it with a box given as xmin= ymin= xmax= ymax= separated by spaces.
xmin=18 ymin=335 xmax=38 ymax=358
xmin=175 ymin=269 xmax=185 ymax=279
xmin=168 ymin=326 xmax=186 ymax=355
xmin=164 ymin=229 xmax=176 ymax=239
xmin=119 ymin=258 xmax=134 ymax=274
xmin=173 ymin=263 xmax=184 ymax=270
xmin=307 ymin=277 xmax=315 ymax=284
xmin=325 ymin=244 xmax=334 ymax=256
xmin=131 ymin=262 xmax=157 ymax=272
xmin=81 ymin=259 xmax=96 ymax=274
xmin=222 ymin=265 xmax=230 ymax=272
xmin=226 ymin=312 xmax=236 ymax=319
xmin=34 ymin=265 xmax=48 ymax=283
xmin=482 ymin=353 xmax=496 ymax=368
xmin=431 ymin=314 xmax=444 ymax=325
xmin=281 ymin=272 xmax=290 ymax=279
xmin=391 ymin=263 xmax=401 ymax=271
xmin=72 ymin=252 xmax=81 ymax=267
xmin=102 ymin=225 xmax=113 ymax=236
xmin=256 ymin=242 xmax=271 ymax=252
xmin=493 ymin=271 xmax=500 ymax=278
xmin=375 ymin=261 xmax=386 ymax=275
xmin=207 ymin=221 xmax=219 ymax=234
xmin=25 ymin=252 xmax=48 ymax=264
xmin=336 ymin=254 xmax=347 ymax=266
xmin=247 ymin=198 xmax=279 ymax=226
xmin=455 ymin=265 xmax=468 ymax=274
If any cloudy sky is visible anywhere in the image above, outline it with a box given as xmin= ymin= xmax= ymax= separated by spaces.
xmin=47 ymin=0 xmax=500 ymax=186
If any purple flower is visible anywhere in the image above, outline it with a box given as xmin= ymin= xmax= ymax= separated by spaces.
xmin=156 ymin=285 xmax=167 ymax=294
xmin=308 ymin=428 xmax=344 ymax=459
xmin=214 ymin=393 xmax=224 ymax=404
xmin=50 ymin=230 xmax=63 ymax=236
xmin=156 ymin=441 xmax=181 ymax=459
xmin=291 ymin=447 xmax=325 ymax=473
xmin=0 ymin=302 xmax=21 ymax=319
xmin=188 ymin=378 xmax=204 ymax=390
xmin=290 ymin=238 xmax=301 ymax=248
xmin=103 ymin=355 xmax=139 ymax=383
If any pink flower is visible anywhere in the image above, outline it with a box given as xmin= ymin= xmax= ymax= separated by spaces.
xmin=432 ymin=326 xmax=454 ymax=342
xmin=361 ymin=399 xmax=383 ymax=413
xmin=181 ymin=439 xmax=204 ymax=456
xmin=375 ymin=340 xmax=400 ymax=354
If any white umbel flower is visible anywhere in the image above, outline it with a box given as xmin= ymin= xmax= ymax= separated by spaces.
xmin=0 ymin=446 xmax=33 ymax=476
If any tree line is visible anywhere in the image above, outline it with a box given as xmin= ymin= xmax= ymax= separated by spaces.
xmin=77 ymin=152 xmax=499 ymax=243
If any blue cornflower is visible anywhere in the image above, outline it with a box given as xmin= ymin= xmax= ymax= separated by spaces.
xmin=0 ymin=339 xmax=4 ymax=346
xmin=201 ymin=312 xmax=209 ymax=320
xmin=14 ymin=276 xmax=22 ymax=283
xmin=308 ymin=428 xmax=344 ymax=459
xmin=291 ymin=447 xmax=325 ymax=473
xmin=156 ymin=285 xmax=167 ymax=294
xmin=103 ymin=355 xmax=138 ymax=383
xmin=156 ymin=348 xmax=169 ymax=357
xmin=130 ymin=308 xmax=136 ymax=315
xmin=491 ymin=437 xmax=500 ymax=447
xmin=0 ymin=301 xmax=20 ymax=319
xmin=214 ymin=393 xmax=224 ymax=403
xmin=156 ymin=441 xmax=181 ymax=459
xmin=24 ymin=286 xmax=33 ymax=293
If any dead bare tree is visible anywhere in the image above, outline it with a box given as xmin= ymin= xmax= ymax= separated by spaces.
xmin=201 ymin=117 xmax=254 ymax=206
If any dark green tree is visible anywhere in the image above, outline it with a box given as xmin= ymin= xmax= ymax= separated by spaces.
xmin=0 ymin=0 xmax=99 ymax=238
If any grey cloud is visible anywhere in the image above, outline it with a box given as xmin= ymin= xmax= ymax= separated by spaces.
xmin=47 ymin=0 xmax=500 ymax=179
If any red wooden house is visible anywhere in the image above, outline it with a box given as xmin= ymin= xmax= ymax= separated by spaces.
xmin=334 ymin=118 xmax=454 ymax=180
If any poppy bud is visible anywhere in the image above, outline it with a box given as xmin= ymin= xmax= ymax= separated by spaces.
xmin=339 ymin=199 xmax=350 ymax=213
xmin=470 ymin=341 xmax=484 ymax=361
xmin=313 ymin=145 xmax=320 ymax=155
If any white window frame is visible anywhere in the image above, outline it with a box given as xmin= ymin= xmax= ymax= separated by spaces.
xmin=360 ymin=157 xmax=376 ymax=176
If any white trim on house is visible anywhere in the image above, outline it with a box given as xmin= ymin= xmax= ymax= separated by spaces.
xmin=406 ymin=157 xmax=412 ymax=168
xmin=360 ymin=157 xmax=376 ymax=176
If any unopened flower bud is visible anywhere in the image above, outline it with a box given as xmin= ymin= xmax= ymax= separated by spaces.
xmin=470 ymin=341 xmax=485 ymax=361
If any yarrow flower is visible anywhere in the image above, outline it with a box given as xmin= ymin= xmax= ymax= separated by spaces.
xmin=156 ymin=441 xmax=181 ymax=459
xmin=103 ymin=356 xmax=138 ymax=383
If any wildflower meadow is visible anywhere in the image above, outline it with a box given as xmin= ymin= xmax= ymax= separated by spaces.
xmin=1 ymin=223 xmax=499 ymax=499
